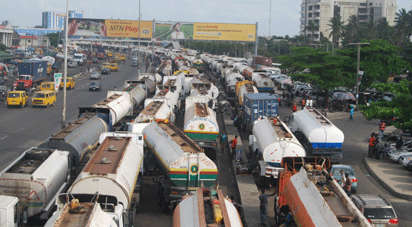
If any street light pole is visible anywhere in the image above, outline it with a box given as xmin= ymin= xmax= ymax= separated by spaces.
xmin=349 ymin=42 xmax=369 ymax=107
xmin=62 ymin=0 xmax=69 ymax=129
xmin=138 ymin=0 xmax=141 ymax=75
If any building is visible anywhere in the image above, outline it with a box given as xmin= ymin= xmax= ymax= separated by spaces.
xmin=42 ymin=10 xmax=83 ymax=30
xmin=0 ymin=21 xmax=13 ymax=47
xmin=19 ymin=35 xmax=50 ymax=48
xmin=299 ymin=0 xmax=397 ymax=42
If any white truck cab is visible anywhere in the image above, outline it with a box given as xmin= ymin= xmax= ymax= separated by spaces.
xmin=0 ymin=195 xmax=19 ymax=227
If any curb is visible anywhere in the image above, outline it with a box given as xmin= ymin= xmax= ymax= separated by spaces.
xmin=363 ymin=157 xmax=412 ymax=201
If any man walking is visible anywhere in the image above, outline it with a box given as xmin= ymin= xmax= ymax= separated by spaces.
xmin=220 ymin=133 xmax=227 ymax=149
xmin=340 ymin=169 xmax=346 ymax=187
xmin=292 ymin=103 xmax=297 ymax=112
xmin=379 ymin=120 xmax=386 ymax=141
xmin=230 ymin=135 xmax=238 ymax=160
xmin=301 ymin=98 xmax=306 ymax=110
xmin=349 ymin=106 xmax=354 ymax=121
xmin=259 ymin=189 xmax=276 ymax=226
xmin=343 ymin=173 xmax=352 ymax=196
xmin=368 ymin=133 xmax=377 ymax=157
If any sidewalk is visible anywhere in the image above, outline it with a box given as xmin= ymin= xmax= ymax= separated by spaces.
xmin=364 ymin=157 xmax=412 ymax=201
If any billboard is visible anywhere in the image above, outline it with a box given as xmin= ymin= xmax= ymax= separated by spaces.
xmin=154 ymin=22 xmax=193 ymax=41
xmin=68 ymin=18 xmax=153 ymax=38
xmin=193 ymin=23 xmax=256 ymax=42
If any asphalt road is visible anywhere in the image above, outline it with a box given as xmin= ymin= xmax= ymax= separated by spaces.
xmin=0 ymin=57 xmax=141 ymax=171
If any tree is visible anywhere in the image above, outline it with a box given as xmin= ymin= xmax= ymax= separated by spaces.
xmin=342 ymin=15 xmax=363 ymax=45
xmin=394 ymin=9 xmax=412 ymax=47
xmin=46 ymin=32 xmax=62 ymax=47
xmin=361 ymin=79 xmax=412 ymax=130
xmin=305 ymin=20 xmax=319 ymax=43
xmin=328 ymin=15 xmax=344 ymax=46
xmin=338 ymin=39 xmax=411 ymax=89
xmin=0 ymin=43 xmax=6 ymax=51
xmin=278 ymin=47 xmax=353 ymax=93
xmin=376 ymin=18 xmax=394 ymax=42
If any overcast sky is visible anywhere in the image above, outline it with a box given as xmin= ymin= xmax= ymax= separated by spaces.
xmin=1 ymin=0 xmax=411 ymax=37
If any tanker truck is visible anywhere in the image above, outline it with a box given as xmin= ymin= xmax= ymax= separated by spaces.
xmin=274 ymin=157 xmax=372 ymax=227
xmin=143 ymin=121 xmax=218 ymax=213
xmin=287 ymin=107 xmax=344 ymax=163
xmin=225 ymin=72 xmax=244 ymax=106
xmin=173 ymin=188 xmax=243 ymax=227
xmin=249 ymin=117 xmax=305 ymax=186
xmin=0 ymin=148 xmax=71 ymax=225
xmin=44 ymin=132 xmax=144 ymax=227
xmin=251 ymin=72 xmax=275 ymax=93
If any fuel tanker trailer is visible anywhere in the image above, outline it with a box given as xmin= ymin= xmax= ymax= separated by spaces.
xmin=0 ymin=148 xmax=71 ymax=224
xmin=143 ymin=121 xmax=218 ymax=213
xmin=122 ymin=80 xmax=147 ymax=111
xmin=189 ymin=76 xmax=220 ymax=100
xmin=225 ymin=72 xmax=244 ymax=105
xmin=173 ymin=188 xmax=243 ymax=227
xmin=46 ymin=133 xmax=144 ymax=227
xmin=289 ymin=107 xmax=344 ymax=163
xmin=235 ymin=81 xmax=258 ymax=107
xmin=184 ymin=96 xmax=219 ymax=160
xmin=135 ymin=100 xmax=175 ymax=123
xmin=249 ymin=117 xmax=305 ymax=186
xmin=241 ymin=66 xmax=254 ymax=80
xmin=251 ymin=72 xmax=275 ymax=93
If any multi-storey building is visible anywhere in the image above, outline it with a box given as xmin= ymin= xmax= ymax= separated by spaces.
xmin=299 ymin=0 xmax=397 ymax=41
xmin=42 ymin=10 xmax=83 ymax=30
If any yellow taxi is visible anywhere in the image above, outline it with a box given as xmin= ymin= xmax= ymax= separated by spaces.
xmin=7 ymin=91 xmax=29 ymax=108
xmin=106 ymin=51 xmax=113 ymax=57
xmin=40 ymin=82 xmax=56 ymax=92
xmin=114 ymin=53 xmax=120 ymax=58
xmin=120 ymin=54 xmax=126 ymax=61
xmin=60 ymin=77 xmax=75 ymax=90
xmin=109 ymin=63 xmax=119 ymax=72
xmin=31 ymin=91 xmax=56 ymax=108
xmin=102 ymin=62 xmax=111 ymax=69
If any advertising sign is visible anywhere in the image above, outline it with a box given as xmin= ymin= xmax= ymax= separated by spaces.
xmin=154 ymin=22 xmax=193 ymax=41
xmin=193 ymin=23 xmax=256 ymax=42
xmin=54 ymin=73 xmax=62 ymax=93
xmin=68 ymin=18 xmax=153 ymax=38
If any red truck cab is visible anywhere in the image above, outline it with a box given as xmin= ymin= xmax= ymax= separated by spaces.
xmin=13 ymin=75 xmax=33 ymax=91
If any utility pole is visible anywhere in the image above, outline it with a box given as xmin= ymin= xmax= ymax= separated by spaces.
xmin=269 ymin=0 xmax=272 ymax=38
xmin=62 ymin=0 xmax=69 ymax=129
xmin=138 ymin=0 xmax=141 ymax=75
xmin=349 ymin=42 xmax=369 ymax=107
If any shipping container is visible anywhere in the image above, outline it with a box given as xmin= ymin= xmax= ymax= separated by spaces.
xmin=242 ymin=93 xmax=279 ymax=131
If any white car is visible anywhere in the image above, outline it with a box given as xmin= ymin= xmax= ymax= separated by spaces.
xmin=388 ymin=148 xmax=412 ymax=162
xmin=400 ymin=153 xmax=412 ymax=166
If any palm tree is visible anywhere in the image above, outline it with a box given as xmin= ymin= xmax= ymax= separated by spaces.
xmin=376 ymin=18 xmax=394 ymax=42
xmin=328 ymin=15 xmax=344 ymax=46
xmin=364 ymin=19 xmax=377 ymax=40
xmin=305 ymin=20 xmax=319 ymax=43
xmin=394 ymin=9 xmax=412 ymax=47
xmin=342 ymin=15 xmax=362 ymax=45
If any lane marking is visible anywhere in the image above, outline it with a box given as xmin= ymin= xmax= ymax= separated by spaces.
xmin=17 ymin=127 xmax=24 ymax=132
xmin=1 ymin=136 xmax=8 ymax=140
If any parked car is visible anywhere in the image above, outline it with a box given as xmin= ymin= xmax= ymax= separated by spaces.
xmin=330 ymin=164 xmax=358 ymax=192
xmin=399 ymin=152 xmax=412 ymax=166
xmin=0 ymin=76 xmax=4 ymax=85
xmin=351 ymin=194 xmax=398 ymax=226
xmin=388 ymin=147 xmax=412 ymax=162
xmin=0 ymin=85 xmax=10 ymax=100
xmin=92 ymin=58 xmax=99 ymax=64
xmin=89 ymin=81 xmax=102 ymax=91
xmin=101 ymin=68 xmax=111 ymax=75
xmin=68 ymin=61 xmax=77 ymax=68
xmin=405 ymin=160 xmax=412 ymax=171
xmin=90 ymin=72 xmax=100 ymax=80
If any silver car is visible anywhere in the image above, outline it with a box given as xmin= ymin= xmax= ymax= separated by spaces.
xmin=351 ymin=194 xmax=398 ymax=226
xmin=90 ymin=72 xmax=100 ymax=80
xmin=68 ymin=61 xmax=77 ymax=68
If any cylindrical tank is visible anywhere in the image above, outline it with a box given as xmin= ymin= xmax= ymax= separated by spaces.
xmin=0 ymin=148 xmax=70 ymax=218
xmin=291 ymin=108 xmax=344 ymax=149
xmin=135 ymin=100 xmax=175 ymax=123
xmin=189 ymin=77 xmax=219 ymax=100
xmin=94 ymin=94 xmax=132 ymax=126
xmin=252 ymin=72 xmax=274 ymax=92
xmin=143 ymin=121 xmax=218 ymax=188
xmin=237 ymin=82 xmax=258 ymax=106
xmin=38 ymin=115 xmax=109 ymax=165
xmin=242 ymin=66 xmax=254 ymax=80
xmin=226 ymin=73 xmax=244 ymax=87
xmin=253 ymin=118 xmax=306 ymax=166
xmin=184 ymin=99 xmax=219 ymax=141
xmin=69 ymin=136 xmax=143 ymax=209
xmin=123 ymin=82 xmax=147 ymax=107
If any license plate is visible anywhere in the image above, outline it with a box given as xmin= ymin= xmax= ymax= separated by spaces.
xmin=199 ymin=142 xmax=205 ymax=145
xmin=374 ymin=224 xmax=385 ymax=227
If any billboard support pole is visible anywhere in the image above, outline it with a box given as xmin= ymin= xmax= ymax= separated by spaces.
xmin=152 ymin=18 xmax=155 ymax=62
xmin=138 ymin=0 xmax=141 ymax=75
xmin=62 ymin=0 xmax=69 ymax=129
xmin=254 ymin=22 xmax=258 ymax=64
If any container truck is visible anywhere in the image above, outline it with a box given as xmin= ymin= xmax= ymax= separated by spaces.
xmin=44 ymin=133 xmax=144 ymax=227
xmin=253 ymin=56 xmax=272 ymax=67
xmin=242 ymin=93 xmax=279 ymax=131
xmin=14 ymin=60 xmax=48 ymax=90
xmin=0 ymin=148 xmax=71 ymax=225
xmin=274 ymin=157 xmax=372 ymax=227
xmin=249 ymin=117 xmax=305 ymax=186
xmin=143 ymin=121 xmax=218 ymax=213
xmin=173 ymin=188 xmax=243 ymax=227
xmin=184 ymin=96 xmax=219 ymax=160
xmin=288 ymin=108 xmax=344 ymax=163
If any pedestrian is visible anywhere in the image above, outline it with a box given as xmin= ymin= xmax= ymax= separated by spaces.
xmin=292 ymin=103 xmax=297 ymax=112
xmin=220 ymin=133 xmax=227 ymax=149
xmin=340 ymin=169 xmax=346 ymax=187
xmin=308 ymin=97 xmax=313 ymax=108
xmin=343 ymin=173 xmax=352 ymax=196
xmin=349 ymin=106 xmax=354 ymax=120
xmin=301 ymin=98 xmax=306 ymax=110
xmin=368 ymin=133 xmax=377 ymax=157
xmin=230 ymin=135 xmax=238 ymax=160
xmin=379 ymin=120 xmax=386 ymax=141
xmin=259 ymin=189 xmax=275 ymax=226
xmin=114 ymin=86 xmax=117 ymax=91
xmin=383 ymin=142 xmax=390 ymax=159
xmin=278 ymin=97 xmax=282 ymax=107
xmin=396 ymin=136 xmax=403 ymax=150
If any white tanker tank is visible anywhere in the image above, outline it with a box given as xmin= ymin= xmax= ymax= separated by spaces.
xmin=250 ymin=117 xmax=306 ymax=179
xmin=189 ymin=77 xmax=219 ymax=100
xmin=236 ymin=81 xmax=258 ymax=106
xmin=123 ymin=80 xmax=147 ymax=109
xmin=137 ymin=73 xmax=162 ymax=86
xmin=289 ymin=107 xmax=344 ymax=163
xmin=251 ymin=72 xmax=275 ymax=93
xmin=135 ymin=100 xmax=175 ymax=123
xmin=143 ymin=121 xmax=218 ymax=209
xmin=0 ymin=148 xmax=71 ymax=222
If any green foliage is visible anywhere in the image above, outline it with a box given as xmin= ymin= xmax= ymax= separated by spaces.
xmin=46 ymin=32 xmax=62 ymax=47
xmin=0 ymin=43 xmax=6 ymax=51
xmin=361 ymin=80 xmax=412 ymax=130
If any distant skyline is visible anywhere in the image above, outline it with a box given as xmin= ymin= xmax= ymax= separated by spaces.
xmin=1 ymin=0 xmax=411 ymax=37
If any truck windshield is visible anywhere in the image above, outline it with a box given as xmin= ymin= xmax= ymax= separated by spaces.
xmin=33 ymin=93 xmax=46 ymax=98
xmin=19 ymin=75 xmax=31 ymax=80
xmin=8 ymin=93 xmax=20 ymax=98
xmin=74 ymin=55 xmax=82 ymax=59
xmin=363 ymin=208 xmax=395 ymax=219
